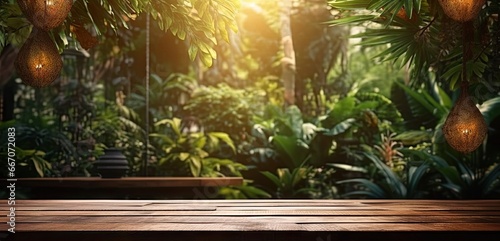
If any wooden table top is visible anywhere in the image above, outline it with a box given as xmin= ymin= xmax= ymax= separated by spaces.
xmin=14 ymin=177 xmax=243 ymax=188
xmin=2 ymin=199 xmax=500 ymax=241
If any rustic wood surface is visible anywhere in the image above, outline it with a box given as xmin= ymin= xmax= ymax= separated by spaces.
xmin=1 ymin=199 xmax=499 ymax=241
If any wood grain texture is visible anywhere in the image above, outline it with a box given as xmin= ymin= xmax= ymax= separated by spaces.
xmin=1 ymin=199 xmax=499 ymax=241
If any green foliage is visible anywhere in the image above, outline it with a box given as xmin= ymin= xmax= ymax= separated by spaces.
xmin=305 ymin=91 xmax=404 ymax=167
xmin=0 ymin=116 xmax=88 ymax=177
xmin=393 ymin=130 xmax=432 ymax=146
xmin=272 ymin=135 xmax=310 ymax=169
xmin=331 ymin=44 xmax=407 ymax=98
xmin=152 ymin=117 xmax=243 ymax=177
xmin=322 ymin=91 xmax=403 ymax=132
xmin=5 ymin=81 xmax=100 ymax=177
xmin=0 ymin=1 xmax=32 ymax=49
xmin=394 ymin=79 xmax=450 ymax=121
xmin=431 ymin=155 xmax=500 ymax=199
xmin=337 ymin=140 xmax=500 ymax=199
xmin=307 ymin=166 xmax=339 ymax=199
xmin=247 ymin=105 xmax=345 ymax=198
xmin=328 ymin=0 xmax=499 ymax=92
xmin=92 ymin=101 xmax=143 ymax=148
xmin=248 ymin=105 xmax=318 ymax=169
xmin=394 ymin=76 xmax=500 ymax=160
xmin=184 ymin=84 xmax=264 ymax=143
xmin=478 ymin=96 xmax=500 ymax=125
xmin=218 ymin=180 xmax=272 ymax=199
xmin=88 ymin=84 xmax=147 ymax=176
xmin=338 ymin=151 xmax=430 ymax=198
xmin=0 ymin=0 xmax=240 ymax=66
xmin=15 ymin=148 xmax=51 ymax=178
xmin=0 ymin=121 xmax=52 ymax=178
xmin=3 ymin=76 xmax=148 ymax=177
xmin=355 ymin=92 xmax=404 ymax=130
xmin=149 ymin=0 xmax=240 ymax=66
xmin=262 ymin=166 xmax=313 ymax=198
xmin=127 ymin=73 xmax=197 ymax=121
xmin=328 ymin=0 xmax=436 ymax=74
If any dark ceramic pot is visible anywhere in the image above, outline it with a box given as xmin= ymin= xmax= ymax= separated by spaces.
xmin=95 ymin=148 xmax=129 ymax=178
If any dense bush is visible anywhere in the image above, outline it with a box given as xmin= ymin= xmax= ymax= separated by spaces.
xmin=183 ymin=84 xmax=265 ymax=143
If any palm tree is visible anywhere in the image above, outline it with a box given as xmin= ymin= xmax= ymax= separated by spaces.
xmin=327 ymin=0 xmax=499 ymax=97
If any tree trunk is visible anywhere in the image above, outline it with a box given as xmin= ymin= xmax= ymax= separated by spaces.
xmin=280 ymin=0 xmax=295 ymax=106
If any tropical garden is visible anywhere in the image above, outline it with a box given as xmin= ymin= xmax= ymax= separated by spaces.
xmin=0 ymin=0 xmax=499 ymax=199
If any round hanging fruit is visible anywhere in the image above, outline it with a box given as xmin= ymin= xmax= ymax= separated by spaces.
xmin=438 ymin=0 xmax=486 ymax=22
xmin=15 ymin=29 xmax=63 ymax=88
xmin=17 ymin=0 xmax=73 ymax=30
xmin=442 ymin=86 xmax=488 ymax=153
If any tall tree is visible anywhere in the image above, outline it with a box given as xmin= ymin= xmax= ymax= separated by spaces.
xmin=292 ymin=0 xmax=348 ymax=115
xmin=280 ymin=0 xmax=296 ymax=105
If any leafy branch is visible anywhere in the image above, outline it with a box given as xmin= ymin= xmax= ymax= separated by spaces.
xmin=0 ymin=0 xmax=240 ymax=66
xmin=327 ymin=0 xmax=495 ymax=90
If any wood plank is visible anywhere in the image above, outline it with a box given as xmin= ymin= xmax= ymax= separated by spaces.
xmin=214 ymin=205 xmax=500 ymax=211
xmin=2 ymin=199 xmax=499 ymax=236
xmin=6 ymin=222 xmax=500 ymax=232
xmin=10 ymin=200 xmax=500 ymax=212
xmin=14 ymin=204 xmax=217 ymax=211
xmin=5 ymin=199 xmax=500 ymax=206
xmin=5 ymin=210 xmax=500 ymax=217
xmin=7 ymin=202 xmax=500 ymax=212
xmin=6 ymin=199 xmax=500 ymax=208
xmin=16 ymin=215 xmax=500 ymax=224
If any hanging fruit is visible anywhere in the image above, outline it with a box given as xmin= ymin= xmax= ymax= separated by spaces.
xmin=15 ymin=29 xmax=63 ymax=88
xmin=442 ymin=85 xmax=487 ymax=153
xmin=438 ymin=0 xmax=486 ymax=22
xmin=17 ymin=0 xmax=73 ymax=30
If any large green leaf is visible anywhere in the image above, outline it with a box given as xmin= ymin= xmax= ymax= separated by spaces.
xmin=328 ymin=163 xmax=367 ymax=173
xmin=155 ymin=118 xmax=182 ymax=137
xmin=364 ymin=153 xmax=406 ymax=197
xmin=394 ymin=81 xmax=448 ymax=119
xmin=406 ymin=163 xmax=430 ymax=197
xmin=480 ymin=164 xmax=500 ymax=196
xmin=233 ymin=184 xmax=272 ymax=199
xmin=394 ymin=130 xmax=432 ymax=145
xmin=337 ymin=178 xmax=386 ymax=198
xmin=272 ymin=135 xmax=309 ymax=169
xmin=18 ymin=149 xmax=49 ymax=178
xmin=189 ymin=155 xmax=202 ymax=177
xmin=323 ymin=118 xmax=356 ymax=136
xmin=324 ymin=96 xmax=356 ymax=127
xmin=209 ymin=132 xmax=236 ymax=153
xmin=261 ymin=171 xmax=281 ymax=187
xmin=432 ymin=159 xmax=465 ymax=189
xmin=328 ymin=0 xmax=372 ymax=9
xmin=326 ymin=15 xmax=376 ymax=26
xmin=277 ymin=168 xmax=292 ymax=189
xmin=291 ymin=167 xmax=310 ymax=188
xmin=479 ymin=97 xmax=500 ymax=125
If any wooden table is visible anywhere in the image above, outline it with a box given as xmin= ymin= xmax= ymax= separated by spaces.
xmin=14 ymin=177 xmax=243 ymax=199
xmin=1 ymin=199 xmax=499 ymax=241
